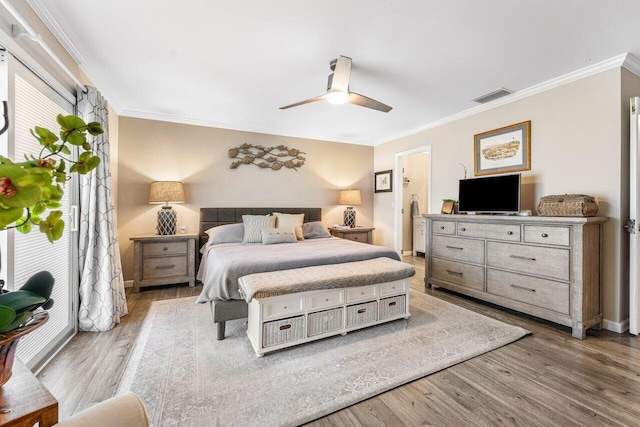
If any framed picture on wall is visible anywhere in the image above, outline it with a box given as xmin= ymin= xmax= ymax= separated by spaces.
xmin=474 ymin=121 xmax=531 ymax=176
xmin=374 ymin=170 xmax=393 ymax=193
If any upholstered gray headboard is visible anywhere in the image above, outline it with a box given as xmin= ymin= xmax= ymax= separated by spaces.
xmin=198 ymin=207 xmax=322 ymax=252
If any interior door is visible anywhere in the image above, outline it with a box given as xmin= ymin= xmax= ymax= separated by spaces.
xmin=630 ymin=96 xmax=640 ymax=335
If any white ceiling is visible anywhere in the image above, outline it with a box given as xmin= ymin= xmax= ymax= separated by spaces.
xmin=26 ymin=0 xmax=640 ymax=145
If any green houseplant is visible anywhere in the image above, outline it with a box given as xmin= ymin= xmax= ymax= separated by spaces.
xmin=0 ymin=109 xmax=102 ymax=384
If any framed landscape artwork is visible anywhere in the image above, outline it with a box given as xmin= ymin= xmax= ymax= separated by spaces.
xmin=474 ymin=121 xmax=531 ymax=176
xmin=374 ymin=170 xmax=392 ymax=193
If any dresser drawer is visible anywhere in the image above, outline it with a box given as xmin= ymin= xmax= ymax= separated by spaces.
xmin=431 ymin=235 xmax=485 ymax=264
xmin=487 ymin=269 xmax=570 ymax=314
xmin=457 ymin=222 xmax=521 ymax=242
xmin=262 ymin=296 xmax=305 ymax=320
xmin=343 ymin=232 xmax=369 ymax=243
xmin=431 ymin=258 xmax=485 ymax=291
xmin=345 ymin=285 xmax=377 ymax=303
xmin=432 ymin=221 xmax=456 ymax=235
xmin=306 ymin=289 xmax=344 ymax=310
xmin=524 ymin=225 xmax=570 ymax=246
xmin=143 ymin=241 xmax=188 ymax=257
xmin=487 ymin=241 xmax=569 ymax=281
xmin=142 ymin=256 xmax=188 ymax=280
xmin=379 ymin=280 xmax=407 ymax=297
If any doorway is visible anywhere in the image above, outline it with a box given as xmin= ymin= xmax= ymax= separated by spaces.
xmin=394 ymin=146 xmax=432 ymax=255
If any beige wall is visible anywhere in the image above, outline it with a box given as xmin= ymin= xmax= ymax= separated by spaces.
xmin=117 ymin=117 xmax=373 ymax=281
xmin=374 ymin=68 xmax=628 ymax=325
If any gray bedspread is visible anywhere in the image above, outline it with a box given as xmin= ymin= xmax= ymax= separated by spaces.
xmin=196 ymin=237 xmax=401 ymax=302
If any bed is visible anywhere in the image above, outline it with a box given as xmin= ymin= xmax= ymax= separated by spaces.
xmin=197 ymin=207 xmax=401 ymax=339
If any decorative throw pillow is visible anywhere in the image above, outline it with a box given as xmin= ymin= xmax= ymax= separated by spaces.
xmin=302 ymin=221 xmax=332 ymax=239
xmin=261 ymin=227 xmax=297 ymax=245
xmin=242 ymin=215 xmax=276 ymax=243
xmin=205 ymin=223 xmax=244 ymax=245
xmin=273 ymin=212 xmax=305 ymax=240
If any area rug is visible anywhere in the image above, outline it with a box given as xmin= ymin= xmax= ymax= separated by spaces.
xmin=117 ymin=290 xmax=529 ymax=426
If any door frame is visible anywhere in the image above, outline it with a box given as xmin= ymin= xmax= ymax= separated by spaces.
xmin=630 ymin=96 xmax=639 ymax=335
xmin=394 ymin=145 xmax=432 ymax=254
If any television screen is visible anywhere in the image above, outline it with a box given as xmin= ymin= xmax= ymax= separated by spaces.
xmin=458 ymin=174 xmax=521 ymax=213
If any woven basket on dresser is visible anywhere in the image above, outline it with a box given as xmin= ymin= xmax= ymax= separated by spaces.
xmin=537 ymin=194 xmax=598 ymax=217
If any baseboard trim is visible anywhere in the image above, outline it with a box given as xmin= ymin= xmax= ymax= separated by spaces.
xmin=602 ymin=318 xmax=629 ymax=333
xmin=124 ymin=280 xmax=134 ymax=288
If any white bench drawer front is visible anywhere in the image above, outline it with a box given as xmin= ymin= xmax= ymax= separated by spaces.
xmin=487 ymin=269 xmax=570 ymax=314
xmin=306 ymin=290 xmax=344 ymax=311
xmin=346 ymin=301 xmax=377 ymax=327
xmin=457 ymin=222 xmax=521 ymax=242
xmin=262 ymin=316 xmax=305 ymax=348
xmin=487 ymin=241 xmax=569 ymax=281
xmin=432 ymin=235 xmax=485 ymax=264
xmin=432 ymin=220 xmax=455 ymax=235
xmin=379 ymin=280 xmax=406 ymax=297
xmin=379 ymin=295 xmax=406 ymax=320
xmin=308 ymin=307 xmax=344 ymax=337
xmin=262 ymin=296 xmax=305 ymax=320
xmin=523 ymin=225 xmax=570 ymax=246
xmin=346 ymin=285 xmax=377 ymax=303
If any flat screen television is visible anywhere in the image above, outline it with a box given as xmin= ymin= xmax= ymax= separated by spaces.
xmin=458 ymin=174 xmax=521 ymax=214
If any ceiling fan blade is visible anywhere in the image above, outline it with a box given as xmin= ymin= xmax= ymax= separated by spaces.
xmin=279 ymin=95 xmax=326 ymax=110
xmin=329 ymin=56 xmax=351 ymax=92
xmin=349 ymin=92 xmax=392 ymax=113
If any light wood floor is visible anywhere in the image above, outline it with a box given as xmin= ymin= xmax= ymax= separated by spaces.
xmin=38 ymin=256 xmax=640 ymax=426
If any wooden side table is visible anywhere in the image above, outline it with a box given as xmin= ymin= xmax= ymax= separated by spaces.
xmin=130 ymin=233 xmax=197 ymax=292
xmin=329 ymin=227 xmax=374 ymax=244
xmin=0 ymin=359 xmax=58 ymax=427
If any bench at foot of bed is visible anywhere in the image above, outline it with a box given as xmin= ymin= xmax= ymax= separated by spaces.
xmin=238 ymin=258 xmax=415 ymax=357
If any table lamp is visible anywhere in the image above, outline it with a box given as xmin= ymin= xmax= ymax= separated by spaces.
xmin=338 ymin=189 xmax=361 ymax=228
xmin=149 ymin=181 xmax=185 ymax=235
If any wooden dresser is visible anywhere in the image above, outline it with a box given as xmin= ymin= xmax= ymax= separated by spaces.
xmin=424 ymin=214 xmax=608 ymax=339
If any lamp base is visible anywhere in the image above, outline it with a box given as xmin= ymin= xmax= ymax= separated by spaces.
xmin=343 ymin=207 xmax=356 ymax=228
xmin=157 ymin=206 xmax=177 ymax=235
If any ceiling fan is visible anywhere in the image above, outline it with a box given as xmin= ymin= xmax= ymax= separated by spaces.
xmin=280 ymin=56 xmax=392 ymax=113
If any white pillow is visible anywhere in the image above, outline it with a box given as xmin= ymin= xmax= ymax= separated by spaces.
xmin=242 ymin=215 xmax=276 ymax=243
xmin=273 ymin=212 xmax=305 ymax=240
xmin=205 ymin=223 xmax=244 ymax=245
xmin=261 ymin=227 xmax=297 ymax=245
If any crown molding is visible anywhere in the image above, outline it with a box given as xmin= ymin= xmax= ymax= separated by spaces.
xmin=120 ymin=109 xmax=371 ymax=146
xmin=374 ymin=53 xmax=633 ymax=146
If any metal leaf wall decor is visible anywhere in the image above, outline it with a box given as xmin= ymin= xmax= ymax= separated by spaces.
xmin=228 ymin=143 xmax=306 ymax=171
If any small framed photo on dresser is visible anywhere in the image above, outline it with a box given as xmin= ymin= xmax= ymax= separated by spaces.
xmin=374 ymin=170 xmax=393 ymax=193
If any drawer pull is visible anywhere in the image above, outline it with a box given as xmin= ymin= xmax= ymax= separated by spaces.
xmin=155 ymin=264 xmax=175 ymax=270
xmin=541 ymin=233 xmax=549 ymax=238
xmin=510 ymin=255 xmax=536 ymax=261
xmin=283 ymin=306 xmax=287 ymax=309
xmin=357 ymin=308 xmax=367 ymax=314
xmin=440 ymin=226 xmax=445 ymax=230
xmin=446 ymin=245 xmax=464 ymax=250
xmin=325 ymin=298 xmax=330 ymax=302
xmin=279 ymin=324 xmax=292 ymax=331
xmin=361 ymin=291 xmax=365 ymax=295
xmin=510 ymin=284 xmax=536 ymax=293
xmin=163 ymin=247 xmax=168 ymax=251
xmin=460 ymin=227 xmax=466 ymax=231
xmin=388 ymin=301 xmax=397 ymax=307
xmin=446 ymin=269 xmax=463 ymax=277
xmin=507 ymin=231 xmax=513 ymax=235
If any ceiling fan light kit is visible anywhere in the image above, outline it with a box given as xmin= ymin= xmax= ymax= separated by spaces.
xmin=280 ymin=55 xmax=392 ymax=112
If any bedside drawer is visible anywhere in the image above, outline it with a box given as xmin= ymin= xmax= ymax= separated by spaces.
xmin=432 ymin=221 xmax=455 ymax=235
xmin=262 ymin=296 xmax=305 ymax=320
xmin=523 ymin=225 xmax=570 ymax=246
xmin=432 ymin=235 xmax=485 ymax=264
xmin=306 ymin=289 xmax=344 ymax=310
xmin=487 ymin=241 xmax=569 ymax=281
xmin=346 ymin=285 xmax=377 ymax=303
xmin=487 ymin=269 xmax=569 ymax=314
xmin=144 ymin=241 xmax=188 ymax=257
xmin=379 ymin=280 xmax=406 ymax=297
xmin=457 ymin=222 xmax=521 ymax=242
xmin=142 ymin=256 xmax=188 ymax=280
xmin=343 ymin=232 xmax=369 ymax=243
xmin=431 ymin=257 xmax=485 ymax=291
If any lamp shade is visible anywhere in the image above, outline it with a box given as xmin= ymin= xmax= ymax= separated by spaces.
xmin=149 ymin=181 xmax=185 ymax=204
xmin=338 ymin=189 xmax=361 ymax=206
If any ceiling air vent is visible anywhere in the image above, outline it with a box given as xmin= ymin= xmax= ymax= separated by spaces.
xmin=473 ymin=88 xmax=514 ymax=104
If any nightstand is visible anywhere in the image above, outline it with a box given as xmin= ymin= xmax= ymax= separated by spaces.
xmin=130 ymin=233 xmax=197 ymax=291
xmin=329 ymin=227 xmax=374 ymax=244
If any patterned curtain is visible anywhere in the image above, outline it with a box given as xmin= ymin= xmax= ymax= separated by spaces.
xmin=77 ymin=86 xmax=128 ymax=331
